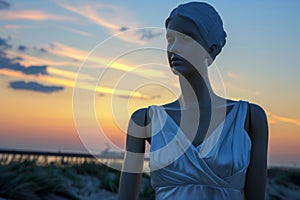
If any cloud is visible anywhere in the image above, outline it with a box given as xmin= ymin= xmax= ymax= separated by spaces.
xmin=0 ymin=37 xmax=12 ymax=49
xmin=63 ymin=27 xmax=93 ymax=37
xmin=59 ymin=3 xmax=123 ymax=30
xmin=0 ymin=37 xmax=66 ymax=94
xmin=0 ymin=39 xmax=48 ymax=75
xmin=46 ymin=42 xmax=165 ymax=78
xmin=3 ymin=47 xmax=94 ymax=82
xmin=9 ymin=80 xmax=64 ymax=93
xmin=0 ymin=68 xmax=152 ymax=99
xmin=18 ymin=45 xmax=28 ymax=51
xmin=5 ymin=41 xmax=166 ymax=81
xmin=39 ymin=48 xmax=47 ymax=53
xmin=117 ymin=94 xmax=161 ymax=100
xmin=119 ymin=27 xmax=129 ymax=32
xmin=33 ymin=47 xmax=47 ymax=53
xmin=2 ymin=25 xmax=31 ymax=30
xmin=0 ymin=10 xmax=69 ymax=21
xmin=0 ymin=50 xmax=150 ymax=98
xmin=138 ymin=29 xmax=163 ymax=40
xmin=16 ymin=44 xmax=46 ymax=53
xmin=0 ymin=0 xmax=10 ymax=9
xmin=227 ymin=71 xmax=240 ymax=79
xmin=47 ymin=42 xmax=88 ymax=61
xmin=0 ymin=56 xmax=48 ymax=75
xmin=267 ymin=111 xmax=300 ymax=127
xmin=0 ymin=37 xmax=162 ymax=99
xmin=47 ymin=67 xmax=94 ymax=81
xmin=58 ymin=2 xmax=162 ymax=44
xmin=5 ymin=49 xmax=76 ymax=68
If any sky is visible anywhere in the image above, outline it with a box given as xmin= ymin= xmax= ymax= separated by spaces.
xmin=0 ymin=0 xmax=299 ymax=167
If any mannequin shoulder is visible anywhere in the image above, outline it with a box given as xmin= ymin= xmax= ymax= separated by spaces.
xmin=248 ymin=103 xmax=268 ymax=134
xmin=130 ymin=107 xmax=150 ymax=127
xmin=249 ymin=103 xmax=268 ymax=123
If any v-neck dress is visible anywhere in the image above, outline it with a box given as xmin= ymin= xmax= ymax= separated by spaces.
xmin=149 ymin=100 xmax=251 ymax=200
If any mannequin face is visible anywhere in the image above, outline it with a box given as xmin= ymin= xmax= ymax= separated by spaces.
xmin=166 ymin=16 xmax=211 ymax=76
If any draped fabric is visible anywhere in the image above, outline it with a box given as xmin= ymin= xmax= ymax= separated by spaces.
xmin=149 ymin=100 xmax=251 ymax=200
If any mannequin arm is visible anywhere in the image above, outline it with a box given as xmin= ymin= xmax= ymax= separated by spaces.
xmin=244 ymin=104 xmax=269 ymax=200
xmin=118 ymin=108 xmax=148 ymax=200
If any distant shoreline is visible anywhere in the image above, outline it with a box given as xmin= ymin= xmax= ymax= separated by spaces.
xmin=0 ymin=148 xmax=297 ymax=168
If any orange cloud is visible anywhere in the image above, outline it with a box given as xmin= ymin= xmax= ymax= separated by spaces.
xmin=227 ymin=71 xmax=240 ymax=79
xmin=47 ymin=67 xmax=94 ymax=81
xmin=267 ymin=111 xmax=300 ymax=127
xmin=60 ymin=3 xmax=120 ymax=30
xmin=6 ymin=50 xmax=77 ymax=68
xmin=0 ymin=69 xmax=152 ymax=99
xmin=47 ymin=42 xmax=166 ymax=78
xmin=2 ymin=25 xmax=31 ymax=29
xmin=4 ymin=44 xmax=168 ymax=93
xmin=47 ymin=42 xmax=88 ymax=61
xmin=63 ymin=27 xmax=93 ymax=37
xmin=58 ymin=2 xmax=149 ymax=44
xmin=0 ymin=10 xmax=69 ymax=21
xmin=5 ymin=50 xmax=95 ymax=80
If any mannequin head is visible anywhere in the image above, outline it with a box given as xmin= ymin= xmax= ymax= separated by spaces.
xmin=166 ymin=15 xmax=210 ymax=75
xmin=165 ymin=2 xmax=226 ymax=75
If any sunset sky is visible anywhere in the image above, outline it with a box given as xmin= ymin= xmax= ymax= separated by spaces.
xmin=0 ymin=0 xmax=299 ymax=167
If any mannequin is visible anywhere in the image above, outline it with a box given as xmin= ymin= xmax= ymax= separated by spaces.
xmin=118 ymin=2 xmax=268 ymax=200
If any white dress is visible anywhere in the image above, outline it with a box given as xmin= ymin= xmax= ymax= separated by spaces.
xmin=149 ymin=100 xmax=251 ymax=199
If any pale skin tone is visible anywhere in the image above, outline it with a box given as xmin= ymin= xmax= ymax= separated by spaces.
xmin=118 ymin=16 xmax=268 ymax=200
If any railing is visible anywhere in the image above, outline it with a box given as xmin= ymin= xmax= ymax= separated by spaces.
xmin=0 ymin=148 xmax=149 ymax=165
xmin=0 ymin=148 xmax=121 ymax=165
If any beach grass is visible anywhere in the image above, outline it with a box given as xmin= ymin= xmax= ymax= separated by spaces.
xmin=0 ymin=156 xmax=154 ymax=200
xmin=266 ymin=166 xmax=300 ymax=200
xmin=0 ymin=160 xmax=79 ymax=200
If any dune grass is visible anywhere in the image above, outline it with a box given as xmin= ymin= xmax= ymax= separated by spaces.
xmin=268 ymin=167 xmax=300 ymax=188
xmin=0 ymin=160 xmax=79 ymax=200
xmin=0 ymin=156 xmax=154 ymax=200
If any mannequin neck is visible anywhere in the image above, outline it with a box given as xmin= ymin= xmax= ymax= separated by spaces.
xmin=178 ymin=71 xmax=218 ymax=108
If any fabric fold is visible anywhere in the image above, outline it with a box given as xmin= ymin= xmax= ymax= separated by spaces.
xmin=149 ymin=100 xmax=252 ymax=199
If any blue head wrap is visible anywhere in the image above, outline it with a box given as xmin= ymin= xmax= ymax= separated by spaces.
xmin=165 ymin=2 xmax=227 ymax=49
